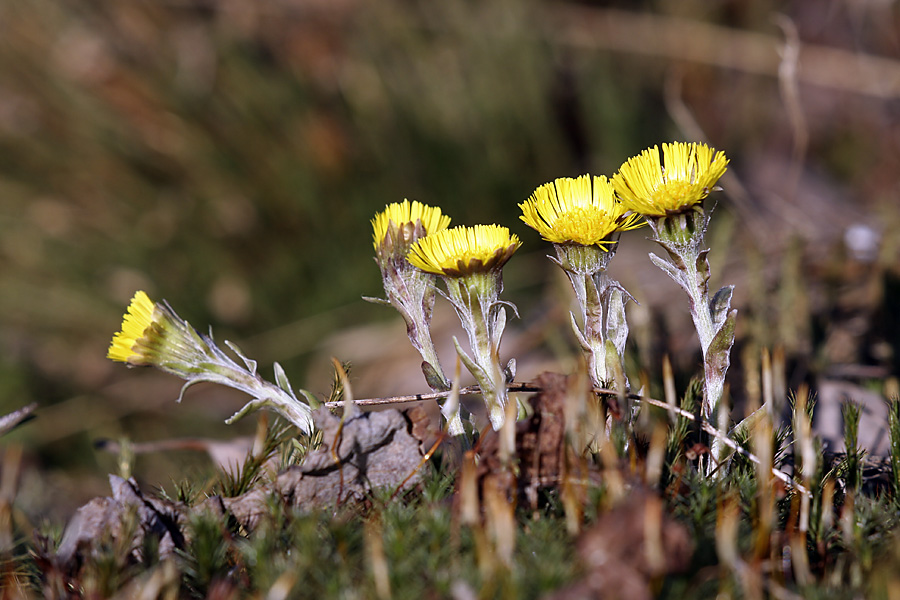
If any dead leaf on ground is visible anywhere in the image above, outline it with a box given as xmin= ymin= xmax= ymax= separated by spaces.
xmin=475 ymin=372 xmax=601 ymax=510
xmin=48 ymin=406 xmax=431 ymax=573
xmin=53 ymin=475 xmax=185 ymax=571
xmin=222 ymin=405 xmax=432 ymax=529
xmin=545 ymin=490 xmax=693 ymax=600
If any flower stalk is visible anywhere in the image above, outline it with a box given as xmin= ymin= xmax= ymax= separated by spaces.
xmin=647 ymin=209 xmax=736 ymax=420
xmin=554 ymin=238 xmax=633 ymax=393
xmin=108 ymin=291 xmax=316 ymax=434
xmin=443 ymin=272 xmax=512 ymax=430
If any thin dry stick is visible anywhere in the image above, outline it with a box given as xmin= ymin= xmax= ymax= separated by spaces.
xmin=323 ymin=382 xmax=541 ymax=408
xmin=329 ymin=382 xmax=811 ymax=497
xmin=639 ymin=392 xmax=810 ymax=498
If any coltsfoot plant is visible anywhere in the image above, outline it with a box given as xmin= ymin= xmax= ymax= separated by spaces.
xmin=108 ymin=291 xmax=317 ymax=434
xmin=107 ymin=141 xmax=735 ymax=458
xmin=42 ymin=140 xmax=900 ymax=600
xmin=407 ymin=224 xmax=521 ymax=431
xmin=367 ymin=200 xmax=452 ymax=393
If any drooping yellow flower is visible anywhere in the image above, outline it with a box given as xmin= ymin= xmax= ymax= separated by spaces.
xmin=407 ymin=224 xmax=522 ymax=277
xmin=519 ymin=174 xmax=644 ymax=247
xmin=612 ymin=142 xmax=729 ymax=216
xmin=371 ymin=199 xmax=451 ymax=252
xmin=108 ymin=291 xmax=156 ymax=363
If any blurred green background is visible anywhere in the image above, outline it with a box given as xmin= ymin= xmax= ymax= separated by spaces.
xmin=1 ymin=0 xmax=899 ymax=521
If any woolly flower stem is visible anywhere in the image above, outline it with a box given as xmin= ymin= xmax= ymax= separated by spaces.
xmin=408 ymin=224 xmax=521 ymax=431
xmin=369 ymin=201 xmax=453 ymax=392
xmin=444 ymin=272 xmax=511 ymax=430
xmin=551 ymin=241 xmax=631 ymax=395
xmin=645 ymin=209 xmax=736 ymax=423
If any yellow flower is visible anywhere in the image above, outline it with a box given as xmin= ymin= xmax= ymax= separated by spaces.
xmin=371 ymin=199 xmax=451 ymax=251
xmin=108 ymin=291 xmax=156 ymax=363
xmin=407 ymin=224 xmax=522 ymax=277
xmin=108 ymin=290 xmax=206 ymax=370
xmin=612 ymin=142 xmax=729 ymax=216
xmin=519 ymin=174 xmax=644 ymax=247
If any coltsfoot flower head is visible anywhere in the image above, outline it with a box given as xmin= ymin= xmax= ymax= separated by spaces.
xmin=519 ymin=174 xmax=643 ymax=247
xmin=612 ymin=142 xmax=728 ymax=217
xmin=372 ymin=199 xmax=451 ymax=263
xmin=611 ymin=143 xmax=737 ymax=426
xmin=520 ymin=176 xmax=639 ymax=392
xmin=407 ymin=224 xmax=521 ymax=278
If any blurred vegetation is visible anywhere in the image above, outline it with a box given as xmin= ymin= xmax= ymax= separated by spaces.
xmin=0 ymin=0 xmax=899 ymax=543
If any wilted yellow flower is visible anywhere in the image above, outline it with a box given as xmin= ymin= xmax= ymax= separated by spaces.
xmin=407 ymin=224 xmax=521 ymax=277
xmin=520 ymin=174 xmax=644 ymax=247
xmin=371 ymin=199 xmax=451 ymax=253
xmin=108 ymin=291 xmax=156 ymax=364
xmin=612 ymin=142 xmax=728 ymax=216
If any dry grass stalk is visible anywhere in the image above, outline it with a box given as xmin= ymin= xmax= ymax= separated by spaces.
xmin=457 ymin=451 xmax=480 ymax=528
xmin=265 ymin=572 xmax=299 ymax=600
xmin=560 ymin=460 xmax=584 ymax=537
xmin=715 ymin=492 xmax=741 ymax=574
xmin=0 ymin=445 xmax=23 ymax=555
xmin=365 ymin=516 xmax=391 ymax=600
xmin=642 ymin=494 xmax=665 ymax=577
xmin=498 ymin=397 xmax=517 ymax=466
xmin=645 ymin=423 xmax=667 ymax=489
xmin=483 ymin=474 xmax=516 ymax=571
xmin=761 ymin=348 xmax=774 ymax=416
xmin=753 ymin=414 xmax=775 ymax=562
xmin=662 ymin=355 xmax=677 ymax=425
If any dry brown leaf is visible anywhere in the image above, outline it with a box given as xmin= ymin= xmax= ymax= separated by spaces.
xmin=546 ymin=491 xmax=693 ymax=600
xmin=50 ymin=406 xmax=431 ymax=572
xmin=55 ymin=475 xmax=185 ymax=570
xmin=223 ymin=406 xmax=431 ymax=528
xmin=475 ymin=372 xmax=600 ymax=510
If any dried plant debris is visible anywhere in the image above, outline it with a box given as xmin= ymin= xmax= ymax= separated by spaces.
xmin=54 ymin=476 xmax=186 ymax=571
xmin=223 ymin=406 xmax=432 ymax=529
xmin=547 ymin=491 xmax=693 ymax=600
xmin=476 ymin=372 xmax=600 ymax=509
xmin=49 ymin=406 xmax=431 ymax=572
xmin=0 ymin=403 xmax=36 ymax=437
